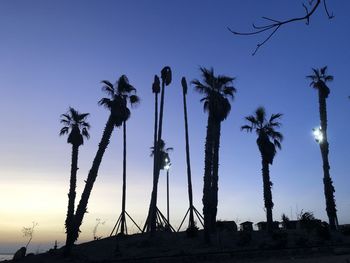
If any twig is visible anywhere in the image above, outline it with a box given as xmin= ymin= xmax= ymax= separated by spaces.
xmin=228 ymin=0 xmax=334 ymax=55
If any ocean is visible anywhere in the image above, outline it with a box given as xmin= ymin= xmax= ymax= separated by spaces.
xmin=0 ymin=254 xmax=13 ymax=261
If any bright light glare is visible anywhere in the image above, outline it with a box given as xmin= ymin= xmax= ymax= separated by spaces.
xmin=313 ymin=127 xmax=323 ymax=143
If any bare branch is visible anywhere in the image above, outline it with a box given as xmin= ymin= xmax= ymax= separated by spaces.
xmin=323 ymin=0 xmax=334 ymax=19
xmin=228 ymin=0 xmax=334 ymax=55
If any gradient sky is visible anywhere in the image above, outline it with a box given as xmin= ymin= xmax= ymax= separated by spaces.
xmin=0 ymin=0 xmax=349 ymax=253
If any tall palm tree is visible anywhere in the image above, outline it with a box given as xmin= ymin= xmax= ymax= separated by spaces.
xmin=118 ymin=82 xmax=140 ymax=235
xmin=241 ymin=107 xmax=283 ymax=233
xmin=59 ymin=107 xmax=90 ymax=249
xmin=64 ymin=75 xmax=138 ymax=256
xmin=307 ymin=66 xmax=338 ymax=230
xmin=145 ymin=66 xmax=172 ymax=233
xmin=192 ymin=67 xmax=236 ymax=241
xmin=181 ymin=77 xmax=196 ymax=231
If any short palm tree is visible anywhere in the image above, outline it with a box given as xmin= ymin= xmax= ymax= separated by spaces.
xmin=64 ymin=75 xmax=138 ymax=256
xmin=307 ymin=66 xmax=338 ymax=230
xmin=151 ymin=139 xmax=173 ymax=170
xmin=192 ymin=67 xmax=236 ymax=241
xmin=241 ymin=107 xmax=283 ymax=233
xmin=59 ymin=107 xmax=90 ymax=250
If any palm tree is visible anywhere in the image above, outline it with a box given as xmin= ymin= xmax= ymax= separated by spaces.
xmin=150 ymin=139 xmax=173 ymax=170
xmin=307 ymin=66 xmax=338 ymax=230
xmin=192 ymin=67 xmax=236 ymax=241
xmin=181 ymin=77 xmax=196 ymax=231
xmin=151 ymin=139 xmax=173 ymax=228
xmin=60 ymin=107 xmax=90 ymax=251
xmin=241 ymin=107 xmax=283 ymax=233
xmin=64 ymin=75 xmax=138 ymax=256
xmin=145 ymin=66 xmax=172 ymax=233
xmin=116 ymin=81 xmax=140 ymax=235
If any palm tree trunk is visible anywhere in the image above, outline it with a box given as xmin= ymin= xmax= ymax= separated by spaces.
xmin=203 ymin=112 xmax=214 ymax=243
xmin=261 ymin=157 xmax=273 ymax=233
xmin=64 ymin=114 xmax=115 ymax=256
xmin=318 ymin=91 xmax=338 ymax=230
xmin=211 ymin=120 xmax=221 ymax=231
xmin=182 ymin=86 xmax=195 ymax=229
xmin=65 ymin=144 xmax=79 ymax=248
xmin=120 ymin=120 xmax=127 ymax=235
xmin=147 ymin=82 xmax=165 ymax=233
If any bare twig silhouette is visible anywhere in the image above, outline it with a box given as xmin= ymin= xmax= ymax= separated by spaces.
xmin=228 ymin=0 xmax=334 ymax=55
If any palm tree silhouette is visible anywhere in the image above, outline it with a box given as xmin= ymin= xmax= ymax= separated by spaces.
xmin=59 ymin=107 xmax=90 ymax=250
xmin=241 ymin=107 xmax=283 ymax=233
xmin=151 ymin=139 xmax=173 ymax=170
xmin=64 ymin=75 xmax=138 ymax=255
xmin=151 ymin=139 xmax=173 ymax=229
xmin=192 ymin=67 xmax=236 ymax=241
xmin=307 ymin=66 xmax=338 ymax=230
xmin=108 ymin=77 xmax=140 ymax=236
xmin=145 ymin=66 xmax=172 ymax=233
xmin=178 ymin=77 xmax=204 ymax=234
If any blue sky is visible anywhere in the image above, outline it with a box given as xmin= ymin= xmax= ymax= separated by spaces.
xmin=0 ymin=0 xmax=349 ymax=253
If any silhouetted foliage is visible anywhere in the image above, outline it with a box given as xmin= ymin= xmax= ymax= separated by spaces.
xmin=192 ymin=67 xmax=236 ymax=241
xmin=22 ymin=222 xmax=38 ymax=250
xmin=307 ymin=66 xmax=338 ymax=230
xmin=60 ymin=107 xmax=90 ymax=250
xmin=150 ymin=139 xmax=172 ymax=170
xmin=242 ymin=107 xmax=283 ymax=233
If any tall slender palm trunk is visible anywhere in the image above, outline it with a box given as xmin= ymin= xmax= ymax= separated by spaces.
xmin=203 ymin=113 xmax=214 ymax=243
xmin=182 ymin=85 xmax=195 ymax=229
xmin=120 ymin=120 xmax=127 ymax=235
xmin=147 ymin=81 xmax=165 ymax=233
xmin=65 ymin=144 xmax=79 ymax=246
xmin=211 ymin=120 xmax=221 ymax=231
xmin=261 ymin=158 xmax=273 ymax=233
xmin=318 ymin=91 xmax=338 ymax=230
xmin=65 ymin=115 xmax=115 ymax=256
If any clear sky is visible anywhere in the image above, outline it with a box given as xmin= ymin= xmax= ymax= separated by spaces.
xmin=0 ymin=0 xmax=349 ymax=253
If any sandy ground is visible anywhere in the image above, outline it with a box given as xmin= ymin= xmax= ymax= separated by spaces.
xmin=3 ymin=230 xmax=350 ymax=262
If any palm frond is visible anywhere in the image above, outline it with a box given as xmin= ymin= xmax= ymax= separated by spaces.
xmin=217 ymin=75 xmax=235 ymax=85
xmin=98 ymin=97 xmax=112 ymax=109
xmin=269 ymin=113 xmax=283 ymax=123
xmin=241 ymin=125 xmax=253 ymax=132
xmin=59 ymin=127 xmax=69 ymax=136
xmin=129 ymin=95 xmax=140 ymax=106
xmin=245 ymin=115 xmax=258 ymax=126
xmin=269 ymin=130 xmax=283 ymax=141
xmin=223 ymin=86 xmax=237 ymax=98
xmin=60 ymin=119 xmax=70 ymax=125
xmin=312 ymin=68 xmax=320 ymax=79
xmin=82 ymin=128 xmax=90 ymax=139
xmin=324 ymin=75 xmax=334 ymax=82
xmin=255 ymin=107 xmax=266 ymax=125
xmin=274 ymin=139 xmax=282 ymax=150
xmin=60 ymin=113 xmax=71 ymax=121
xmin=78 ymin=113 xmax=90 ymax=121
xmin=101 ymin=80 xmax=114 ymax=88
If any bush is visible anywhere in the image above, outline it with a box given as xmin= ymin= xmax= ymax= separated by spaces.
xmin=237 ymin=231 xmax=252 ymax=246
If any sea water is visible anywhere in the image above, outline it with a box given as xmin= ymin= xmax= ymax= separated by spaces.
xmin=0 ymin=254 xmax=13 ymax=261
